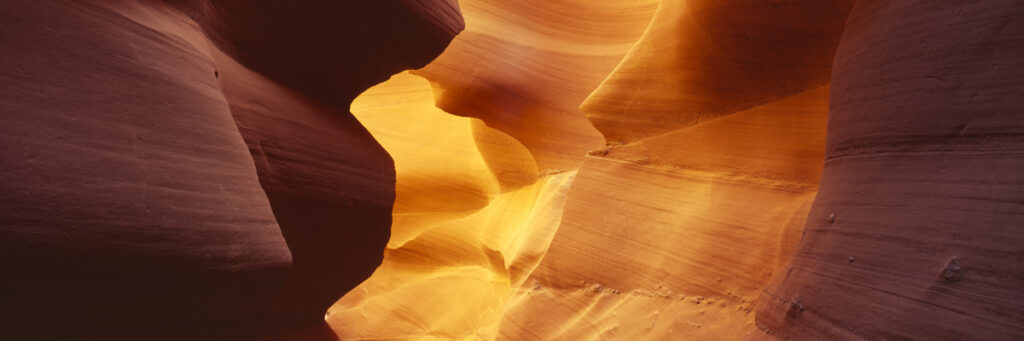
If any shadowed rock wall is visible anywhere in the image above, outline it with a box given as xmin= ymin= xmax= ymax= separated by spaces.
xmin=754 ymin=1 xmax=1024 ymax=339
xmin=0 ymin=0 xmax=461 ymax=338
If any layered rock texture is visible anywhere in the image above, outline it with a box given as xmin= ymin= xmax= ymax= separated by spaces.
xmin=332 ymin=0 xmax=1024 ymax=340
xmin=1 ymin=0 xmax=460 ymax=339
xmin=754 ymin=1 xmax=1024 ymax=339
xmin=3 ymin=0 xmax=1023 ymax=340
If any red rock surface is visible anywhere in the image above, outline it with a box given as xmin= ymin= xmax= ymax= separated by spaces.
xmin=4 ymin=0 xmax=1024 ymax=339
xmin=754 ymin=1 xmax=1024 ymax=339
xmin=0 ymin=0 xmax=460 ymax=339
xmin=169 ymin=0 xmax=463 ymax=108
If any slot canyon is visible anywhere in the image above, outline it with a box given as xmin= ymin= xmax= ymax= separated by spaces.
xmin=1 ymin=0 xmax=1022 ymax=340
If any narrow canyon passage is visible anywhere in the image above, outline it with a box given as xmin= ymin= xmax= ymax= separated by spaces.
xmin=329 ymin=0 xmax=842 ymax=339
xmin=1 ymin=0 xmax=1022 ymax=340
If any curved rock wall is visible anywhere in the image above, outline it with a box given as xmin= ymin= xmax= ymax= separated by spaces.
xmin=583 ymin=0 xmax=854 ymax=143
xmin=753 ymin=1 xmax=1024 ymax=339
xmin=413 ymin=0 xmax=659 ymax=172
xmin=4 ymin=0 xmax=1024 ymax=339
xmin=333 ymin=0 xmax=851 ymax=340
xmin=326 ymin=0 xmax=659 ymax=335
xmin=0 ymin=0 xmax=460 ymax=338
xmin=491 ymin=1 xmax=851 ymax=339
xmin=0 ymin=2 xmax=291 ymax=337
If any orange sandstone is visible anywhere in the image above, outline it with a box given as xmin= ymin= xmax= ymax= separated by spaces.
xmin=3 ymin=0 xmax=1024 ymax=340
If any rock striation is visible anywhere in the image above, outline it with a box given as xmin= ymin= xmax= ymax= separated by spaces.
xmin=753 ymin=1 xmax=1024 ymax=339
xmin=3 ymin=0 xmax=1024 ymax=339
xmin=0 ymin=0 xmax=460 ymax=339
xmin=332 ymin=0 xmax=1024 ymax=340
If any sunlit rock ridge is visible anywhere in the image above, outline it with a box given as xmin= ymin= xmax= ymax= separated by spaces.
xmin=1 ymin=0 xmax=1022 ymax=340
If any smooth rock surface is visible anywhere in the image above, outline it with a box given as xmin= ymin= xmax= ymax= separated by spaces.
xmin=754 ymin=1 xmax=1024 ymax=339
xmin=414 ymin=0 xmax=658 ymax=172
xmin=0 ymin=0 xmax=461 ymax=338
xmin=5 ymin=0 xmax=1024 ymax=339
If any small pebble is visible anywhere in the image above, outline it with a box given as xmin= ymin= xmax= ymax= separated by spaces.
xmin=942 ymin=256 xmax=964 ymax=282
